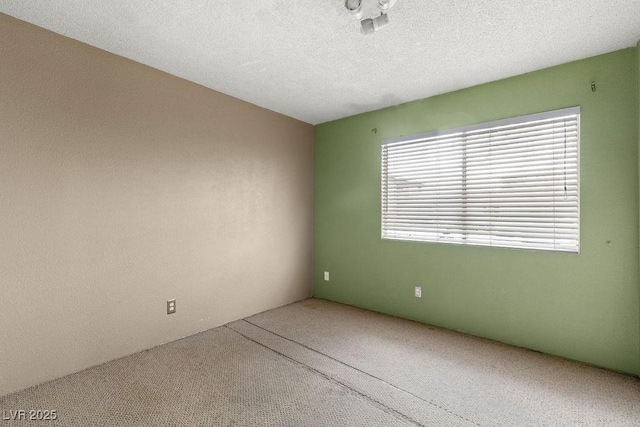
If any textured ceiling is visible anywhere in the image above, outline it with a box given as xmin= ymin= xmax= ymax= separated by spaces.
xmin=1 ymin=1 xmax=639 ymax=125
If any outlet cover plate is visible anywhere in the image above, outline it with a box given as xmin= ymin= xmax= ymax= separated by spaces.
xmin=167 ymin=299 xmax=176 ymax=314
xmin=414 ymin=286 xmax=422 ymax=298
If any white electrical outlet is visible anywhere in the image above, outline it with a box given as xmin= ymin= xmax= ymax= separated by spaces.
xmin=414 ymin=286 xmax=422 ymax=298
xmin=167 ymin=299 xmax=176 ymax=314
xmin=324 ymin=271 xmax=330 ymax=281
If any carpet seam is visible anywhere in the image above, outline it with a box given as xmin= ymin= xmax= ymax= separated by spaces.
xmin=224 ymin=324 xmax=426 ymax=427
xmin=242 ymin=319 xmax=482 ymax=427
xmin=235 ymin=320 xmax=482 ymax=427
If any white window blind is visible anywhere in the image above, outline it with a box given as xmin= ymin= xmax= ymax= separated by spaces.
xmin=381 ymin=107 xmax=580 ymax=252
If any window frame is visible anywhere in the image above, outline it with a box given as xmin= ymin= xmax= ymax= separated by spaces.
xmin=380 ymin=107 xmax=581 ymax=253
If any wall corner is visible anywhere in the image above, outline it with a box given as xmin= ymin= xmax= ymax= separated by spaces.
xmin=636 ymin=39 xmax=640 ymax=377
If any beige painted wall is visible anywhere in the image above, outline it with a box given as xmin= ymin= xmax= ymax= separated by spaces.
xmin=0 ymin=14 xmax=313 ymax=397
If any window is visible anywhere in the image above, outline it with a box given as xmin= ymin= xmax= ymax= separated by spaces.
xmin=381 ymin=107 xmax=580 ymax=252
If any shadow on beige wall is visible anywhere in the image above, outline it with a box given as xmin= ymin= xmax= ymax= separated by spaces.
xmin=0 ymin=13 xmax=313 ymax=396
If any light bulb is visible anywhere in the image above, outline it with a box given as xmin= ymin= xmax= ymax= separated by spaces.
xmin=378 ymin=0 xmax=397 ymax=12
xmin=361 ymin=13 xmax=390 ymax=35
xmin=345 ymin=0 xmax=364 ymax=20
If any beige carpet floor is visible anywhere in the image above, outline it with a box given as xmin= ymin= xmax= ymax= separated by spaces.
xmin=1 ymin=298 xmax=639 ymax=426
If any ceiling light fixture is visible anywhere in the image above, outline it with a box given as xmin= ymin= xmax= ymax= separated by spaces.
xmin=345 ymin=0 xmax=398 ymax=35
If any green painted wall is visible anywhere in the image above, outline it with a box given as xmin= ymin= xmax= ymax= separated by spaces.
xmin=314 ymin=48 xmax=640 ymax=375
